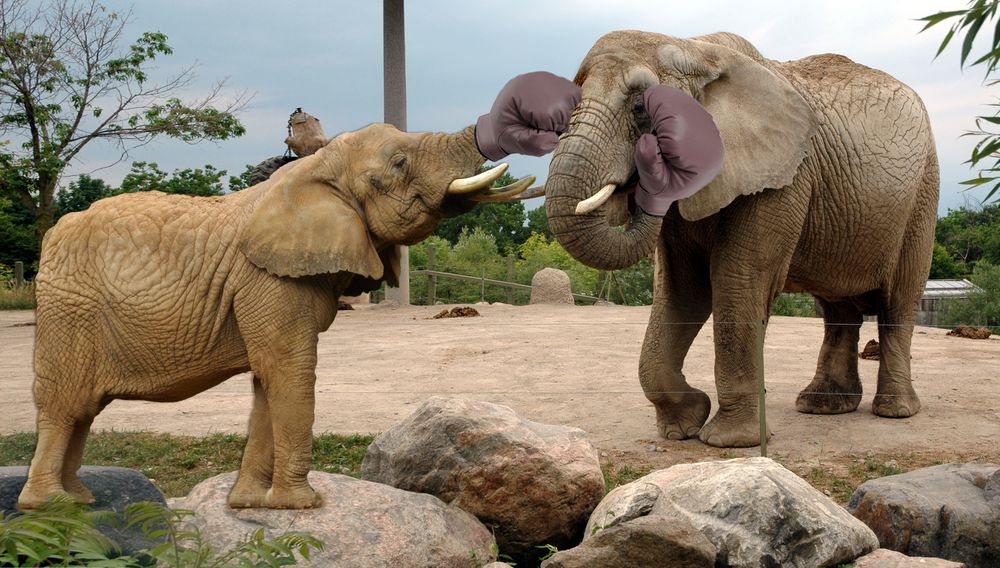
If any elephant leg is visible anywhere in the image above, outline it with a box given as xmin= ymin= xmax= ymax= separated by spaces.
xmin=872 ymin=301 xmax=921 ymax=417
xmin=18 ymin=413 xmax=74 ymax=509
xmin=229 ymin=374 xmax=275 ymax=508
xmin=796 ymin=300 xmax=863 ymax=414
xmin=18 ymin=383 xmax=102 ymax=509
xmin=61 ymin=417 xmax=97 ymax=503
xmin=640 ymin=239 xmax=712 ymax=440
xmin=239 ymin=327 xmax=321 ymax=509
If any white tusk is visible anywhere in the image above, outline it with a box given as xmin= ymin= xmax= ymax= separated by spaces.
xmin=510 ymin=184 xmax=545 ymax=201
xmin=448 ymin=163 xmax=510 ymax=194
xmin=472 ymin=176 xmax=537 ymax=202
xmin=575 ymin=184 xmax=616 ymax=215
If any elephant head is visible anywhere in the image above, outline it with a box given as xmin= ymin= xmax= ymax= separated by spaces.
xmin=239 ymin=123 xmax=530 ymax=282
xmin=545 ymin=31 xmax=816 ymax=270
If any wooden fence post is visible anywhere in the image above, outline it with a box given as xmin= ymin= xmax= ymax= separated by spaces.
xmin=480 ymin=267 xmax=486 ymax=302
xmin=14 ymin=261 xmax=24 ymax=287
xmin=426 ymin=244 xmax=436 ymax=305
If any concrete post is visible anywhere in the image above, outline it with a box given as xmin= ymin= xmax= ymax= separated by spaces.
xmin=382 ymin=0 xmax=410 ymax=304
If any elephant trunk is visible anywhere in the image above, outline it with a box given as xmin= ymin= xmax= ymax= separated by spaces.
xmin=545 ymin=106 xmax=662 ymax=271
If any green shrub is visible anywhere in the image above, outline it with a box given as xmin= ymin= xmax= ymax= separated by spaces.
xmin=0 ymin=281 xmax=35 ymax=310
xmin=938 ymin=261 xmax=1000 ymax=332
xmin=771 ymin=293 xmax=818 ymax=317
xmin=0 ymin=497 xmax=323 ymax=567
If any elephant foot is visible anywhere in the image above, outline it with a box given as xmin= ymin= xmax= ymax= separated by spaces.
xmin=698 ymin=408 xmax=769 ymax=448
xmin=265 ymin=484 xmax=323 ymax=510
xmin=652 ymin=389 xmax=711 ymax=440
xmin=872 ymin=383 xmax=920 ymax=418
xmin=795 ymin=377 xmax=862 ymax=415
xmin=62 ymin=476 xmax=96 ymax=504
xmin=228 ymin=477 xmax=271 ymax=509
xmin=16 ymin=482 xmax=67 ymax=511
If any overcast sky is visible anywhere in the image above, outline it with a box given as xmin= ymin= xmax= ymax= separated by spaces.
xmin=67 ymin=0 xmax=989 ymax=215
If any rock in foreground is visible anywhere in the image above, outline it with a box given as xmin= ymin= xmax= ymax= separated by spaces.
xmin=848 ymin=463 xmax=999 ymax=567
xmin=585 ymin=457 xmax=878 ymax=568
xmin=361 ymin=396 xmax=605 ymax=553
xmin=172 ymin=471 xmax=495 ymax=568
xmin=0 ymin=466 xmax=166 ymax=559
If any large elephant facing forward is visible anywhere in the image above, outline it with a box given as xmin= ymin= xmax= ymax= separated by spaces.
xmin=545 ymin=31 xmax=939 ymax=447
xmin=17 ymin=122 xmax=534 ymax=511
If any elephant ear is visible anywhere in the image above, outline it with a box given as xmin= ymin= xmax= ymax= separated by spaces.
xmin=239 ymin=155 xmax=383 ymax=279
xmin=657 ymin=37 xmax=816 ymax=221
xmin=343 ymin=245 xmax=401 ymax=296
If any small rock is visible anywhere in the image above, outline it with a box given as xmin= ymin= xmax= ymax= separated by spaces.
xmin=541 ymin=515 xmax=716 ymax=568
xmin=853 ymin=548 xmax=966 ymax=567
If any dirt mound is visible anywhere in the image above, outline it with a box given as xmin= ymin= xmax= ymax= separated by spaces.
xmin=859 ymin=339 xmax=880 ymax=360
xmin=432 ymin=307 xmax=480 ymax=319
xmin=947 ymin=325 xmax=992 ymax=340
xmin=338 ymin=300 xmax=353 ymax=311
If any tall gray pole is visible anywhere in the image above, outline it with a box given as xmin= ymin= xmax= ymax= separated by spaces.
xmin=382 ymin=0 xmax=410 ymax=304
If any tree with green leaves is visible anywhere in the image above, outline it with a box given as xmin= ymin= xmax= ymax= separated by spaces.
xmin=53 ymin=173 xmax=111 ymax=220
xmin=526 ymin=205 xmax=551 ymax=239
xmin=934 ymin=202 xmax=1000 ymax=273
xmin=0 ymin=0 xmax=248 ymax=245
xmin=119 ymin=161 xmax=232 ymax=197
xmin=921 ymin=1 xmax=1000 ymax=201
xmin=433 ymin=169 xmax=530 ymax=253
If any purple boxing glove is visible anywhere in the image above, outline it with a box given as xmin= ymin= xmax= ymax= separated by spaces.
xmin=475 ymin=71 xmax=582 ymax=161
xmin=634 ymin=85 xmax=724 ymax=216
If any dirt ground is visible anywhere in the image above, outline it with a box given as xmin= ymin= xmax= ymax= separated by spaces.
xmin=2 ymin=303 xmax=998 ymax=473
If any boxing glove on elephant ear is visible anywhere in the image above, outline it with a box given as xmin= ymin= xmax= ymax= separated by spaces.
xmin=634 ymin=85 xmax=724 ymax=217
xmin=475 ymin=71 xmax=582 ymax=161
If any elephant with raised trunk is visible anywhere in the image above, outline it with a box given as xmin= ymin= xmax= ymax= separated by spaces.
xmin=545 ymin=31 xmax=939 ymax=447
xmin=17 ymin=70 xmax=583 ymax=511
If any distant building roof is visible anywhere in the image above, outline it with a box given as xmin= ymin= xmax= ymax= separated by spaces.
xmin=923 ymin=279 xmax=982 ymax=299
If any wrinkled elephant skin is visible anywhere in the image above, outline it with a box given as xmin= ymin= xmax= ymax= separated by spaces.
xmin=544 ymin=31 xmax=938 ymax=447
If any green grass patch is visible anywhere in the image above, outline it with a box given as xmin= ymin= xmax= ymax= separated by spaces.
xmin=0 ymin=283 xmax=35 ymax=310
xmin=0 ymin=431 xmax=375 ymax=498
xmin=798 ymin=456 xmax=909 ymax=504
xmin=601 ymin=461 xmax=651 ymax=493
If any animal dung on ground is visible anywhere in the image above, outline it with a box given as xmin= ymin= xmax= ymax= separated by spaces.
xmin=946 ymin=325 xmax=992 ymax=340
xmin=432 ymin=307 xmax=480 ymax=319
xmin=858 ymin=340 xmax=880 ymax=360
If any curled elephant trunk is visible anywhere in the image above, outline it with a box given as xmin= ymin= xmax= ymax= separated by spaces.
xmin=544 ymin=110 xmax=662 ymax=271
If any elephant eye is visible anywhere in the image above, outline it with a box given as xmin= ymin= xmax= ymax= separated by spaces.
xmin=392 ymin=156 xmax=407 ymax=171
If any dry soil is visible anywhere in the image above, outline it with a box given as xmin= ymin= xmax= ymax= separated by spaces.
xmin=1 ymin=303 xmax=998 ymax=473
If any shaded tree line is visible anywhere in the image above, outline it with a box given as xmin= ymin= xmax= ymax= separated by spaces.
xmin=0 ymin=162 xmax=253 ymax=274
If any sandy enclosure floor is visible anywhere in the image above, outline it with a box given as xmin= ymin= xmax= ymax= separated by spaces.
xmin=2 ymin=303 xmax=998 ymax=471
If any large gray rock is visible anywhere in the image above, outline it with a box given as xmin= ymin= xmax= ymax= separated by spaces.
xmin=848 ymin=463 xmax=999 ymax=567
xmin=586 ymin=457 xmax=878 ymax=568
xmin=173 ymin=471 xmax=495 ymax=568
xmin=530 ymin=268 xmax=574 ymax=305
xmin=0 ymin=465 xmax=166 ymax=560
xmin=361 ymin=396 xmax=605 ymax=553
xmin=853 ymin=548 xmax=966 ymax=568
xmin=540 ymin=515 xmax=716 ymax=568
